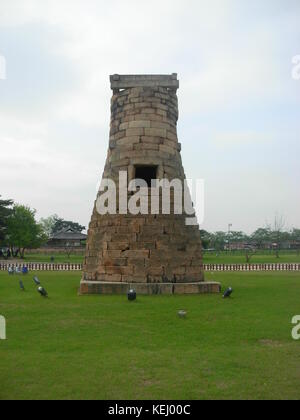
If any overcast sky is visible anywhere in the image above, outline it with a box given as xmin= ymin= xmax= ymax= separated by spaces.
xmin=0 ymin=0 xmax=299 ymax=233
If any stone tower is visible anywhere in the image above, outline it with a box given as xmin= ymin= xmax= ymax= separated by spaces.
xmin=80 ymin=74 xmax=220 ymax=295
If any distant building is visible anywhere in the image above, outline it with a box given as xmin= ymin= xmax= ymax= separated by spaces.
xmin=47 ymin=228 xmax=87 ymax=248
xmin=224 ymin=242 xmax=255 ymax=251
xmin=281 ymin=240 xmax=300 ymax=250
xmin=260 ymin=241 xmax=300 ymax=250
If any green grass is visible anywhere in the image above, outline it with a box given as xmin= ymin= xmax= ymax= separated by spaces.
xmin=22 ymin=253 xmax=84 ymax=264
xmin=203 ymin=250 xmax=300 ymax=264
xmin=0 ymin=271 xmax=300 ymax=400
xmin=5 ymin=250 xmax=299 ymax=265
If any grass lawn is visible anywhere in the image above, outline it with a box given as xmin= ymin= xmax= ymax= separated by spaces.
xmin=22 ymin=253 xmax=84 ymax=264
xmin=203 ymin=250 xmax=300 ymax=264
xmin=0 ymin=271 xmax=300 ymax=400
xmin=5 ymin=250 xmax=300 ymax=265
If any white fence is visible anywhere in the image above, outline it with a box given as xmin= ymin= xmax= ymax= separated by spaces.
xmin=204 ymin=263 xmax=300 ymax=272
xmin=0 ymin=262 xmax=299 ymax=272
xmin=0 ymin=262 xmax=82 ymax=271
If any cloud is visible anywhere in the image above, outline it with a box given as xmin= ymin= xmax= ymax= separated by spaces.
xmin=0 ymin=0 xmax=299 ymax=231
xmin=212 ymin=131 xmax=273 ymax=147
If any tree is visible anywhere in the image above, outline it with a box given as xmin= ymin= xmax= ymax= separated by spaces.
xmin=51 ymin=216 xmax=85 ymax=234
xmin=0 ymin=196 xmax=13 ymax=245
xmin=228 ymin=231 xmax=249 ymax=243
xmin=7 ymin=205 xmax=47 ymax=258
xmin=268 ymin=215 xmax=287 ymax=258
xmin=64 ymin=242 xmax=74 ymax=259
xmin=40 ymin=215 xmax=86 ymax=237
xmin=40 ymin=214 xmax=59 ymax=238
xmin=251 ymin=228 xmax=271 ymax=249
xmin=290 ymin=228 xmax=300 ymax=240
xmin=200 ymin=230 xmax=212 ymax=249
xmin=211 ymin=231 xmax=228 ymax=251
xmin=291 ymin=228 xmax=300 ymax=255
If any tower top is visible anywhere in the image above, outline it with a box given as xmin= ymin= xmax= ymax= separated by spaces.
xmin=110 ymin=73 xmax=179 ymax=91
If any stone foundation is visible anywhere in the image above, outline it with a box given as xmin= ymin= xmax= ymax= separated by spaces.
xmin=80 ymin=281 xmax=221 ymax=295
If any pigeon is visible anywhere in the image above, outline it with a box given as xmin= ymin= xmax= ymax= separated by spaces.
xmin=37 ymin=286 xmax=48 ymax=298
xmin=223 ymin=287 xmax=233 ymax=298
xmin=178 ymin=310 xmax=187 ymax=318
xmin=33 ymin=276 xmax=40 ymax=285
xmin=22 ymin=266 xmax=29 ymax=275
xmin=127 ymin=289 xmax=136 ymax=301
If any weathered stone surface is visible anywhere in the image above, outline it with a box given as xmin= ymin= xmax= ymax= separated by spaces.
xmin=144 ymin=128 xmax=167 ymax=138
xmin=110 ymin=74 xmax=179 ymax=90
xmin=129 ymin=120 xmax=151 ymax=129
xmin=173 ymin=282 xmax=221 ymax=294
xmin=81 ymin=74 xmax=219 ymax=295
xmin=80 ymin=281 xmax=221 ymax=295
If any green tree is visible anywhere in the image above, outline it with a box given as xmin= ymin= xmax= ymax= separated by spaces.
xmin=291 ymin=228 xmax=300 ymax=255
xmin=290 ymin=228 xmax=300 ymax=240
xmin=268 ymin=215 xmax=287 ymax=258
xmin=52 ymin=217 xmax=85 ymax=234
xmin=251 ymin=228 xmax=271 ymax=249
xmin=7 ymin=205 xmax=47 ymax=258
xmin=200 ymin=230 xmax=212 ymax=249
xmin=229 ymin=231 xmax=249 ymax=243
xmin=0 ymin=196 xmax=13 ymax=245
xmin=211 ymin=231 xmax=228 ymax=251
xmin=40 ymin=214 xmax=59 ymax=238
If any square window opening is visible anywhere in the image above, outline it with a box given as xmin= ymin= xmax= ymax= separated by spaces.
xmin=134 ymin=165 xmax=158 ymax=188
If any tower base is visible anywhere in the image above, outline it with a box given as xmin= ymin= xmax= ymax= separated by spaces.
xmin=79 ymin=281 xmax=221 ymax=295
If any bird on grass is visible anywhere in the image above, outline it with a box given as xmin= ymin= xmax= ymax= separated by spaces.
xmin=19 ymin=280 xmax=25 ymax=291
xmin=33 ymin=276 xmax=40 ymax=285
xmin=22 ymin=266 xmax=29 ymax=275
xmin=223 ymin=287 xmax=233 ymax=298
xmin=37 ymin=286 xmax=48 ymax=298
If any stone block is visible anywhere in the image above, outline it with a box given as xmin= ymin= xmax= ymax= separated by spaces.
xmin=138 ymin=113 xmax=164 ymax=122
xmin=126 ymin=128 xmax=144 ymax=137
xmin=122 ymin=275 xmax=148 ymax=283
xmin=173 ymin=282 xmax=221 ymax=294
xmin=167 ymin=131 xmax=177 ymax=141
xmin=119 ymin=122 xmax=129 ymax=130
xmin=107 ymin=241 xmax=130 ymax=250
xmin=150 ymin=121 xmax=171 ymax=130
xmin=141 ymin=136 xmax=163 ymax=145
xmin=156 ymin=108 xmax=167 ymax=117
xmin=142 ymin=108 xmax=156 ymax=114
xmin=96 ymin=274 xmax=122 ymax=282
xmin=129 ymin=120 xmax=151 ymax=129
xmin=117 ymin=136 xmax=140 ymax=146
xmin=122 ymin=250 xmax=150 ymax=259
xmin=159 ymin=144 xmax=176 ymax=155
xmin=144 ymin=128 xmax=167 ymax=138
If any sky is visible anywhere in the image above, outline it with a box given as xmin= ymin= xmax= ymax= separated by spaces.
xmin=0 ymin=0 xmax=299 ymax=234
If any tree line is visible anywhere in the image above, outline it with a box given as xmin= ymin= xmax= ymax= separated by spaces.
xmin=1 ymin=194 xmax=299 ymax=259
xmin=200 ymin=225 xmax=300 ymax=262
xmin=201 ymin=225 xmax=300 ymax=252
xmin=0 ymin=196 xmax=85 ymax=258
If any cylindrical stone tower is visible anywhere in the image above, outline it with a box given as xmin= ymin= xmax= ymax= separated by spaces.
xmin=80 ymin=74 xmax=220 ymax=295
